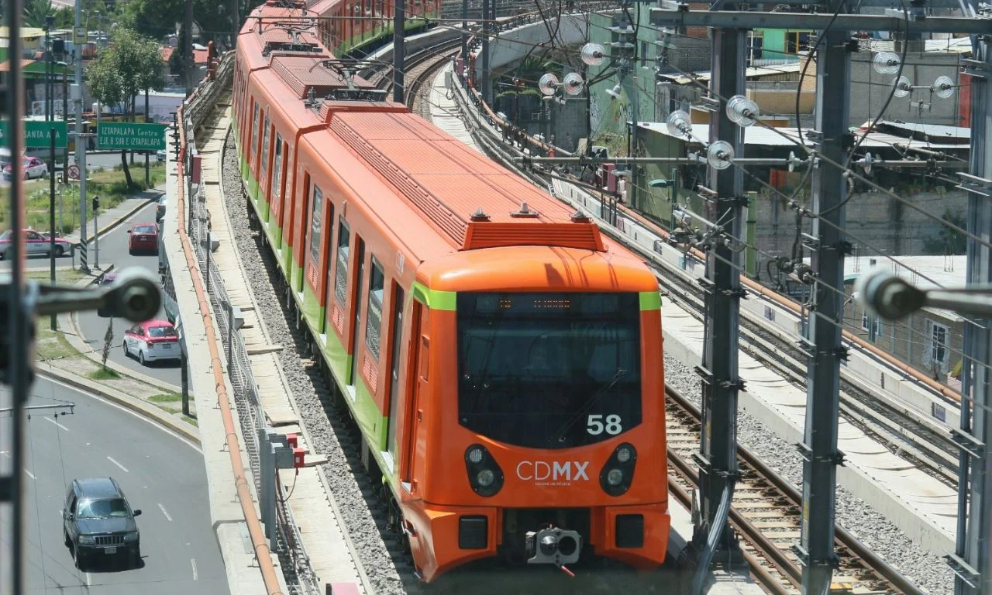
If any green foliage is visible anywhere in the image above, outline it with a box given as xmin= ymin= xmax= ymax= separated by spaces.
xmin=922 ymin=208 xmax=967 ymax=255
xmin=88 ymin=367 xmax=121 ymax=380
xmin=87 ymin=27 xmax=165 ymax=112
xmin=117 ymin=0 xmax=182 ymax=41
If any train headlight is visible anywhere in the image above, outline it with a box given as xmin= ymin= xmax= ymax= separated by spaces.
xmin=464 ymin=444 xmax=504 ymax=497
xmin=477 ymin=469 xmax=495 ymax=487
xmin=600 ymin=442 xmax=637 ymax=496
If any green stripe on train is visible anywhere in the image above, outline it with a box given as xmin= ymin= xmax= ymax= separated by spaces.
xmin=639 ymin=291 xmax=662 ymax=311
xmin=412 ymin=281 xmax=456 ymax=311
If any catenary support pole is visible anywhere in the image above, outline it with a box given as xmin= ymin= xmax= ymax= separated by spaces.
xmin=798 ymin=16 xmax=851 ymax=594
xmin=482 ymin=0 xmax=490 ymax=103
xmin=956 ymin=33 xmax=992 ymax=595
xmin=694 ymin=26 xmax=745 ymax=562
xmin=461 ymin=0 xmax=467 ymax=59
xmin=75 ymin=0 xmax=88 ymax=273
xmin=393 ymin=0 xmax=405 ymax=104
xmin=4 ymin=0 xmax=29 ymax=593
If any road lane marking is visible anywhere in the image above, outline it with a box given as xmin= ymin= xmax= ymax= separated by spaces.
xmin=0 ymin=450 xmax=8 ymax=458
xmin=106 ymin=456 xmax=129 ymax=472
xmin=158 ymin=502 xmax=173 ymax=522
xmin=85 ymin=572 xmax=91 ymax=586
xmin=45 ymin=417 xmax=70 ymax=432
xmin=25 ymin=469 xmax=35 ymax=479
xmin=191 ymin=558 xmax=198 ymax=581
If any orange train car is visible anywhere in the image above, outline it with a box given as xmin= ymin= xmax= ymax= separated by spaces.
xmin=233 ymin=0 xmax=670 ymax=581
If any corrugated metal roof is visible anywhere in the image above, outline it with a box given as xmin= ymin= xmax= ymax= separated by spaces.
xmin=270 ymin=55 xmax=366 ymax=98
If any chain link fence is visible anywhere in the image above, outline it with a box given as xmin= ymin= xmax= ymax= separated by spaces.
xmin=172 ymin=53 xmax=322 ymax=595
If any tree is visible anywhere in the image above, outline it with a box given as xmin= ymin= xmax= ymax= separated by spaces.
xmin=87 ymin=27 xmax=165 ymax=189
xmin=117 ymin=0 xmax=182 ymax=41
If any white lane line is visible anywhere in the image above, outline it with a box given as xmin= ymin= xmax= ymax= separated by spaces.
xmin=158 ymin=502 xmax=173 ymax=522
xmin=85 ymin=572 xmax=91 ymax=586
xmin=106 ymin=456 xmax=129 ymax=472
xmin=191 ymin=558 xmax=198 ymax=581
xmin=24 ymin=469 xmax=35 ymax=479
xmin=0 ymin=450 xmax=8 ymax=458
xmin=45 ymin=417 xmax=70 ymax=432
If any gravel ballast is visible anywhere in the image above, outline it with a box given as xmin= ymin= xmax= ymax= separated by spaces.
xmin=664 ymin=354 xmax=952 ymax=595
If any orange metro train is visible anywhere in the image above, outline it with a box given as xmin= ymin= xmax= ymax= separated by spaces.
xmin=233 ymin=0 xmax=670 ymax=581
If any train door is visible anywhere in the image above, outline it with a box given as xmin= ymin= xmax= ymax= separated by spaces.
xmin=402 ymin=303 xmax=428 ymax=493
xmin=348 ymin=237 xmax=366 ymax=387
xmin=385 ymin=283 xmax=405 ymax=461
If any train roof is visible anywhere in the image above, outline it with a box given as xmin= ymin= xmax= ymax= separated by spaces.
xmin=242 ymin=2 xmax=612 ymax=263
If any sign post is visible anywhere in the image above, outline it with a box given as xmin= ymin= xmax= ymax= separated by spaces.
xmin=97 ymin=122 xmax=167 ymax=151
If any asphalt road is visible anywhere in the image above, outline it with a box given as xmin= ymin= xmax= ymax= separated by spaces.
xmin=0 ymin=377 xmax=229 ymax=594
xmin=73 ymin=203 xmax=180 ymax=385
xmin=0 ymin=152 xmax=143 ymax=188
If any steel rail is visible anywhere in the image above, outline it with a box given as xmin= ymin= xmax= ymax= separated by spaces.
xmin=666 ymin=384 xmax=927 ymax=595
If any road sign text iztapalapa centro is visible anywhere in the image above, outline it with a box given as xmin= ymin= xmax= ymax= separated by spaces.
xmin=97 ymin=122 xmax=167 ymax=151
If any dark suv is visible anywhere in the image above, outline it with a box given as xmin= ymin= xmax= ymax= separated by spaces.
xmin=63 ymin=477 xmax=142 ymax=568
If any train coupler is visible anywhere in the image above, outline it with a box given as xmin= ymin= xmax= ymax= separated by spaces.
xmin=525 ymin=526 xmax=582 ymax=567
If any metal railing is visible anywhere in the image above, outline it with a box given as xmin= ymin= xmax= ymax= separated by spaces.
xmin=171 ymin=52 xmax=322 ymax=595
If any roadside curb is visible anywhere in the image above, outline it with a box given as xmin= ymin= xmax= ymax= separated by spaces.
xmin=37 ymin=363 xmax=200 ymax=446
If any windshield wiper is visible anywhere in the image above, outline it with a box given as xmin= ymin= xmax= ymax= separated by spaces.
xmin=551 ymin=369 xmax=627 ymax=443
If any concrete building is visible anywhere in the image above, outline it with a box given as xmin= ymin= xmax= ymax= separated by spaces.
xmin=844 ymin=255 xmax=966 ymax=395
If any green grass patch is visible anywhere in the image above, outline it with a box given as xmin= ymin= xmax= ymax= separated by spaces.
xmin=26 ymin=269 xmax=88 ymax=284
xmin=87 ymin=367 xmax=121 ymax=380
xmin=149 ymin=392 xmax=183 ymax=403
xmin=182 ymin=416 xmax=198 ymax=427
xmin=0 ymin=163 xmax=166 ymax=233
xmin=35 ymin=324 xmax=79 ymax=361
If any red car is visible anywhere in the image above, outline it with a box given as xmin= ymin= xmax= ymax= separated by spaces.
xmin=123 ymin=320 xmax=180 ymax=365
xmin=127 ymin=222 xmax=159 ymax=255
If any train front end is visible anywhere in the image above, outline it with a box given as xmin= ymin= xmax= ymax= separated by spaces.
xmin=403 ymin=247 xmax=669 ymax=581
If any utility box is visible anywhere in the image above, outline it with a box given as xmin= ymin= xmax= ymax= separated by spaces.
xmin=191 ymin=154 xmax=202 ymax=184
xmin=293 ymin=448 xmax=305 ymax=469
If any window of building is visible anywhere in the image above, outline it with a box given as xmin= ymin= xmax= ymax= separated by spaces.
xmin=924 ymin=319 xmax=950 ymax=372
xmin=365 ymin=258 xmax=385 ymax=361
xmin=787 ymin=31 xmax=812 ymax=54
xmin=931 ymin=322 xmax=948 ymax=368
xmin=748 ymin=32 xmax=764 ymax=61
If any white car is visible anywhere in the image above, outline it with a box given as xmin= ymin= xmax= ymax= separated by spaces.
xmin=4 ymin=157 xmax=48 ymax=181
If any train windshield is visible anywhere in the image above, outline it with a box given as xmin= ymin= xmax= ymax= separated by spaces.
xmin=457 ymin=292 xmax=642 ymax=449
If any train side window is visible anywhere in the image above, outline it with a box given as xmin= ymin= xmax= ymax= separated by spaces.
xmin=250 ymin=102 xmax=259 ymax=163
xmin=365 ymin=258 xmax=385 ymax=361
xmin=261 ymin=116 xmax=270 ymax=178
xmin=273 ymin=133 xmax=284 ymax=205
xmin=334 ymin=218 xmax=351 ymax=305
xmin=323 ymin=205 xmax=337 ymax=331
xmin=308 ymin=184 xmax=323 ymax=268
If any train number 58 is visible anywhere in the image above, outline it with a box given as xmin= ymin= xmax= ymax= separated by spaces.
xmin=587 ymin=414 xmax=623 ymax=436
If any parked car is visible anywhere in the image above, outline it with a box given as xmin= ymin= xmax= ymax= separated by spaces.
xmin=123 ymin=320 xmax=180 ymax=365
xmin=155 ymin=149 xmax=166 ymax=163
xmin=127 ymin=222 xmax=159 ymax=255
xmin=63 ymin=477 xmax=141 ymax=569
xmin=0 ymin=228 xmax=72 ymax=259
xmin=3 ymin=156 xmax=48 ymax=181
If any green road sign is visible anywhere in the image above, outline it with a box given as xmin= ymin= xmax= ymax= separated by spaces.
xmin=0 ymin=121 xmax=69 ymax=149
xmin=97 ymin=122 xmax=167 ymax=151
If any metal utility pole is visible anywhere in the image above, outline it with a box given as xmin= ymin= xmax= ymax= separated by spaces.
xmin=461 ymin=0 xmax=467 ymax=59
xmin=392 ymin=0 xmax=405 ymax=103
xmin=481 ymin=0 xmax=490 ymax=103
xmin=954 ymin=30 xmax=992 ymax=595
xmin=797 ymin=16 xmax=851 ymax=594
xmin=185 ymin=0 xmax=194 ymax=97
xmin=694 ymin=26 xmax=745 ymax=563
xmin=2 ymin=0 xmax=30 ymax=593
xmin=232 ymin=0 xmax=241 ymax=47
xmin=45 ymin=16 xmax=51 ymax=121
xmin=49 ymin=129 xmax=57 ymax=331
xmin=75 ymin=0 xmax=89 ymax=273
xmin=145 ymin=89 xmax=150 ymax=186
xmin=614 ymin=8 xmax=639 ymax=210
